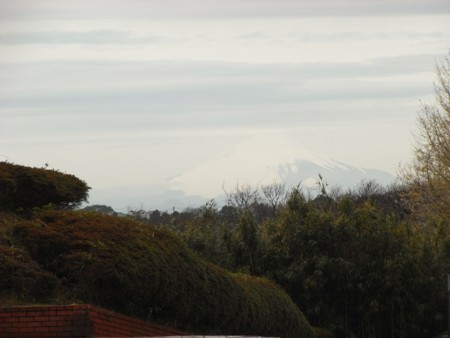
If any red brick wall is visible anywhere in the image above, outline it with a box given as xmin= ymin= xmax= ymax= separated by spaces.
xmin=0 ymin=304 xmax=187 ymax=338
xmin=89 ymin=304 xmax=186 ymax=337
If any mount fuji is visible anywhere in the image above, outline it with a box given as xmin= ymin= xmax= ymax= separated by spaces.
xmin=169 ymin=133 xmax=396 ymax=199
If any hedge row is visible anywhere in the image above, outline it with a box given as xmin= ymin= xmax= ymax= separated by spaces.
xmin=0 ymin=162 xmax=90 ymax=210
xmin=10 ymin=210 xmax=313 ymax=338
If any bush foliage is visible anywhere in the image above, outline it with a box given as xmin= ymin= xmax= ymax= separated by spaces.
xmin=0 ymin=212 xmax=60 ymax=303
xmin=0 ymin=162 xmax=90 ymax=210
xmin=4 ymin=209 xmax=313 ymax=338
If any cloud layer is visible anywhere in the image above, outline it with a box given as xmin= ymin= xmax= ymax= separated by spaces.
xmin=1 ymin=0 xmax=450 ymax=21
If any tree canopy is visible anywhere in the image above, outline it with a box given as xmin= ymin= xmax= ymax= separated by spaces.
xmin=131 ymin=180 xmax=448 ymax=338
xmin=401 ymin=52 xmax=450 ymax=221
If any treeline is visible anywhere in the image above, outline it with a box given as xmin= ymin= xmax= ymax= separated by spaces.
xmin=129 ymin=180 xmax=449 ymax=338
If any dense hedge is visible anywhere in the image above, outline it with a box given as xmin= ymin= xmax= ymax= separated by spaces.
xmin=9 ymin=210 xmax=313 ymax=338
xmin=0 ymin=162 xmax=90 ymax=210
xmin=0 ymin=212 xmax=59 ymax=303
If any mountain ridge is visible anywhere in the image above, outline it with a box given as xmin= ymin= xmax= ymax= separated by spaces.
xmin=169 ymin=133 xmax=396 ymax=198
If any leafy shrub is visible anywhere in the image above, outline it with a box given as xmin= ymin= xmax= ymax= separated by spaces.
xmin=0 ymin=162 xmax=90 ymax=210
xmin=0 ymin=245 xmax=59 ymax=302
xmin=11 ymin=210 xmax=313 ymax=338
xmin=0 ymin=211 xmax=60 ymax=302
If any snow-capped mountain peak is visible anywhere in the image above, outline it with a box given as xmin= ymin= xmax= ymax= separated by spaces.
xmin=169 ymin=132 xmax=394 ymax=198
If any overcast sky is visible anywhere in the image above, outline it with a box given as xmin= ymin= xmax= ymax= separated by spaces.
xmin=1 ymin=0 xmax=449 ymax=210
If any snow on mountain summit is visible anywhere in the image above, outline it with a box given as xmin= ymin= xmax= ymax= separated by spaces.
xmin=169 ymin=133 xmax=395 ymax=198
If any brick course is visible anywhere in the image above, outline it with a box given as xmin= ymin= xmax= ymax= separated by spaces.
xmin=0 ymin=304 xmax=186 ymax=337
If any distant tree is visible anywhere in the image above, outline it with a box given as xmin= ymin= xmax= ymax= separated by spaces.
xmin=83 ymin=204 xmax=117 ymax=216
xmin=401 ymin=52 xmax=450 ymax=221
xmin=219 ymin=204 xmax=238 ymax=223
xmin=223 ymin=183 xmax=260 ymax=214
xmin=261 ymin=182 xmax=286 ymax=216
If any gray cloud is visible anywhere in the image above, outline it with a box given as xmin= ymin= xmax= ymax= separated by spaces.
xmin=0 ymin=30 xmax=167 ymax=45
xmin=0 ymin=54 xmax=440 ymax=158
xmin=286 ymin=31 xmax=450 ymax=43
xmin=0 ymin=68 xmax=429 ymax=109
xmin=233 ymin=31 xmax=269 ymax=41
xmin=0 ymin=53 xmax=439 ymax=88
xmin=1 ymin=0 xmax=449 ymax=21
xmin=0 ymin=54 xmax=434 ymax=140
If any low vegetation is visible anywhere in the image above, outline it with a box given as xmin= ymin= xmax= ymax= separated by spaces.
xmin=0 ymin=163 xmax=313 ymax=338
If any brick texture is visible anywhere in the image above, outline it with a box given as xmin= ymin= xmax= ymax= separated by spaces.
xmin=0 ymin=304 xmax=187 ymax=337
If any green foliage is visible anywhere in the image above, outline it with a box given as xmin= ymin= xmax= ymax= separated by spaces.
xmin=0 ymin=162 xmax=90 ymax=210
xmin=233 ymin=273 xmax=312 ymax=337
xmin=82 ymin=204 xmax=117 ymax=215
xmin=6 ymin=209 xmax=313 ymax=338
xmin=141 ymin=182 xmax=449 ymax=338
xmin=401 ymin=52 xmax=450 ymax=221
xmin=0 ymin=245 xmax=59 ymax=302
xmin=269 ymin=186 xmax=447 ymax=338
xmin=0 ymin=212 xmax=60 ymax=302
